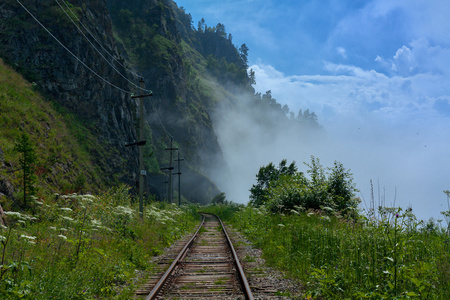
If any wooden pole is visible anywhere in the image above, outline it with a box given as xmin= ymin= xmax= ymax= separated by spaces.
xmin=138 ymin=78 xmax=144 ymax=217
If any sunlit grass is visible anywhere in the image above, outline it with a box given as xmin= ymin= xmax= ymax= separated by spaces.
xmin=0 ymin=185 xmax=199 ymax=299
xmin=207 ymin=204 xmax=450 ymax=299
xmin=0 ymin=58 xmax=103 ymax=201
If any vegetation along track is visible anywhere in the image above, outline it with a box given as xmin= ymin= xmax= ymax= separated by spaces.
xmin=138 ymin=213 xmax=254 ymax=299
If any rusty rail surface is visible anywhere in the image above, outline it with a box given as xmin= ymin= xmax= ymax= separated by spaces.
xmin=144 ymin=213 xmax=254 ymax=300
xmin=217 ymin=214 xmax=253 ymax=299
xmin=145 ymin=214 xmax=206 ymax=300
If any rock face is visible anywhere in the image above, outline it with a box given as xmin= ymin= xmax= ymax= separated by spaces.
xmin=0 ymin=0 xmax=139 ymax=188
xmin=107 ymin=0 xmax=227 ymax=203
xmin=0 ymin=0 xmax=225 ymax=203
xmin=107 ymin=0 xmax=226 ymax=173
xmin=0 ymin=146 xmax=14 ymax=199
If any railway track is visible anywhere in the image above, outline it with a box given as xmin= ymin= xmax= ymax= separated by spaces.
xmin=136 ymin=213 xmax=254 ymax=299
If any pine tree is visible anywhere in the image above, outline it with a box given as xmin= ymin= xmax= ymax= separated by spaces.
xmin=13 ymin=133 xmax=37 ymax=207
xmin=239 ymin=43 xmax=249 ymax=67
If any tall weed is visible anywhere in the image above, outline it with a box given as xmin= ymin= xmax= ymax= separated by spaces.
xmin=210 ymin=204 xmax=450 ymax=299
xmin=0 ymin=185 xmax=199 ymax=299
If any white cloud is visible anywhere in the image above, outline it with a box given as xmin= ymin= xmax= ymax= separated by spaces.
xmin=179 ymin=0 xmax=450 ymax=221
xmin=336 ymin=47 xmax=347 ymax=59
xmin=246 ymin=56 xmax=450 ymax=221
xmin=374 ymin=39 xmax=450 ymax=78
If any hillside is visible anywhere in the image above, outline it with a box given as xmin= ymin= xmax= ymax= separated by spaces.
xmin=0 ymin=0 xmax=141 ymax=204
xmin=0 ymin=0 xmax=321 ymax=206
xmin=0 ymin=58 xmax=105 ymax=208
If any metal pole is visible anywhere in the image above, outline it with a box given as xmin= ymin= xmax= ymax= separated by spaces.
xmin=139 ymin=78 xmax=145 ymax=218
xmin=174 ymin=151 xmax=184 ymax=206
xmin=178 ymin=152 xmax=181 ymax=206
xmin=168 ymin=137 xmax=173 ymax=204
xmin=130 ymin=81 xmax=152 ymax=218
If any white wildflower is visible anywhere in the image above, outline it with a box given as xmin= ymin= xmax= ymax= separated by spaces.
xmin=101 ymin=226 xmax=112 ymax=232
xmin=294 ymin=205 xmax=304 ymax=212
xmin=291 ymin=209 xmax=300 ymax=215
xmin=91 ymin=219 xmax=102 ymax=226
xmin=1 ymin=225 xmax=7 ymax=230
xmin=20 ymin=235 xmax=36 ymax=240
xmin=49 ymin=226 xmax=57 ymax=230
xmin=57 ymin=234 xmax=67 ymax=240
xmin=34 ymin=200 xmax=44 ymax=205
xmin=61 ymin=216 xmax=74 ymax=222
xmin=4 ymin=211 xmax=22 ymax=218
xmin=277 ymin=223 xmax=285 ymax=228
xmin=60 ymin=207 xmax=72 ymax=212
xmin=81 ymin=197 xmax=94 ymax=203
xmin=17 ymin=220 xmax=26 ymax=224
xmin=60 ymin=228 xmax=68 ymax=231
xmin=114 ymin=206 xmax=134 ymax=217
xmin=0 ymin=235 xmax=6 ymax=242
xmin=307 ymin=212 xmax=314 ymax=217
xmin=321 ymin=216 xmax=331 ymax=222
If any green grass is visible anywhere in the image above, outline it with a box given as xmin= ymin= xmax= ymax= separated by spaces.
xmin=206 ymin=204 xmax=450 ymax=299
xmin=213 ymin=277 xmax=227 ymax=285
xmin=0 ymin=185 xmax=199 ymax=299
xmin=0 ymin=58 xmax=104 ymax=207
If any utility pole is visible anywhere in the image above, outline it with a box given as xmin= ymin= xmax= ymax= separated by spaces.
xmin=130 ymin=78 xmax=152 ymax=218
xmin=160 ymin=166 xmax=173 ymax=202
xmin=161 ymin=178 xmax=168 ymax=201
xmin=165 ymin=137 xmax=178 ymax=204
xmin=173 ymin=151 xmax=184 ymax=206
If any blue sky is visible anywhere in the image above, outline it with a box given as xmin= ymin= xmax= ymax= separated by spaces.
xmin=176 ymin=0 xmax=450 ymax=222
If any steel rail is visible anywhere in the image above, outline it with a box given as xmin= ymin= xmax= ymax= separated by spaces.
xmin=145 ymin=214 xmax=205 ymax=300
xmin=215 ymin=213 xmax=254 ymax=300
xmin=144 ymin=213 xmax=254 ymax=300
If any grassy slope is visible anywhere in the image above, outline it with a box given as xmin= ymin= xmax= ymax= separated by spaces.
xmin=0 ymin=58 xmax=104 ymax=208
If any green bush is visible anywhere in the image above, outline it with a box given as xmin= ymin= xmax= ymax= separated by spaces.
xmin=250 ymin=157 xmax=359 ymax=216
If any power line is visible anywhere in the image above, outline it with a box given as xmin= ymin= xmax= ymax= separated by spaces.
xmin=17 ymin=0 xmax=184 ymax=166
xmin=150 ymin=128 xmax=168 ymax=148
xmin=56 ymin=0 xmax=151 ymax=93
xmin=16 ymin=0 xmax=131 ymax=95
xmin=59 ymin=0 xmax=141 ymax=79
xmin=148 ymin=100 xmax=173 ymax=139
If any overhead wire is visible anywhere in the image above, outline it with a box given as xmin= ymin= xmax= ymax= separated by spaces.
xmin=16 ymin=0 xmax=182 ymax=157
xmin=55 ymin=0 xmax=151 ymax=93
xmin=59 ymin=0 xmax=141 ymax=79
xmin=150 ymin=128 xmax=168 ymax=148
xmin=55 ymin=0 xmax=171 ymax=142
xmin=15 ymin=0 xmax=132 ymax=94
xmin=149 ymin=100 xmax=173 ymax=139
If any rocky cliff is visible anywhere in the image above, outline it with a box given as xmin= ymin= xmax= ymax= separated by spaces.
xmin=0 ymin=0 xmax=139 ymax=192
xmin=0 ymin=0 xmax=236 ymax=203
